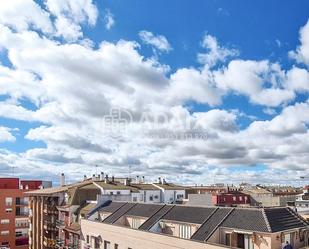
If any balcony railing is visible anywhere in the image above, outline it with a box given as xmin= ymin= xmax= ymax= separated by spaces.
xmin=56 ymin=219 xmax=65 ymax=228
xmin=15 ymin=211 xmax=29 ymax=217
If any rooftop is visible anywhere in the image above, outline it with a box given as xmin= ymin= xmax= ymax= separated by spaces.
xmin=88 ymin=201 xmax=309 ymax=243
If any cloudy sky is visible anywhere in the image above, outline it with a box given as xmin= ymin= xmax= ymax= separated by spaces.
xmin=0 ymin=0 xmax=309 ymax=185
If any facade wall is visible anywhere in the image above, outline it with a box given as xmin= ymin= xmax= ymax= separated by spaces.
xmin=0 ymin=178 xmax=33 ymax=249
xmin=81 ymin=219 xmax=226 ymax=249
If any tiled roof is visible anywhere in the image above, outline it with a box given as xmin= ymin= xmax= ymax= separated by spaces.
xmin=162 ymin=205 xmax=216 ymax=224
xmin=191 ymin=208 xmax=232 ymax=241
xmin=220 ymin=208 xmax=270 ymax=232
xmin=130 ymin=184 xmax=160 ymax=190
xmin=125 ymin=203 xmax=164 ymax=218
xmin=153 ymin=183 xmax=187 ymax=190
xmin=264 ymin=208 xmax=308 ymax=232
xmin=103 ymin=203 xmax=137 ymax=224
xmin=139 ymin=205 xmax=174 ymax=231
xmin=94 ymin=202 xmax=309 ymax=239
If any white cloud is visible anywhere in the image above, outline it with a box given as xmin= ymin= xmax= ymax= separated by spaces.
xmin=1 ymin=5 xmax=309 ymax=184
xmin=289 ymin=19 xmax=309 ymax=66
xmin=0 ymin=127 xmax=16 ymax=143
xmin=198 ymin=34 xmax=239 ymax=67
xmin=139 ymin=30 xmax=172 ymax=53
xmin=44 ymin=0 xmax=98 ymax=41
xmin=285 ymin=66 xmax=309 ymax=92
xmin=0 ymin=0 xmax=53 ymax=34
xmin=104 ymin=9 xmax=115 ymax=30
xmin=167 ymin=67 xmax=222 ymax=106
xmin=214 ymin=60 xmax=295 ymax=106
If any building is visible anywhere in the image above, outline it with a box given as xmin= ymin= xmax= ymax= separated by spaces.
xmin=26 ymin=173 xmax=187 ymax=249
xmin=81 ymin=201 xmax=309 ymax=249
xmin=185 ymin=185 xmax=227 ymax=198
xmin=296 ymin=186 xmax=309 ymax=221
xmin=0 ymin=177 xmax=52 ymax=249
xmin=212 ymin=191 xmax=251 ymax=207
xmin=242 ymin=185 xmax=301 ymax=207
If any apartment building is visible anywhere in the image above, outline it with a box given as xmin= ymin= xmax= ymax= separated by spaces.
xmin=26 ymin=173 xmax=187 ymax=249
xmin=212 ymin=191 xmax=251 ymax=207
xmin=296 ymin=186 xmax=309 ymax=221
xmin=81 ymin=201 xmax=309 ymax=249
xmin=0 ymin=177 xmax=51 ymax=249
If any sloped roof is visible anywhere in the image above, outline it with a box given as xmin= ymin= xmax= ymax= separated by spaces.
xmin=93 ymin=202 xmax=309 ymax=239
xmin=153 ymin=183 xmax=187 ymax=190
xmin=220 ymin=208 xmax=269 ymax=232
xmin=162 ymin=205 xmax=216 ymax=224
xmin=125 ymin=203 xmax=164 ymax=218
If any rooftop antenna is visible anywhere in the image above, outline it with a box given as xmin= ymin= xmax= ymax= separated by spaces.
xmin=95 ymin=164 xmax=98 ymax=175
xmin=12 ymin=165 xmax=15 ymax=176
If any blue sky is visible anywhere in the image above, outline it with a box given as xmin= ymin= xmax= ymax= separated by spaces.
xmin=0 ymin=0 xmax=309 ymax=185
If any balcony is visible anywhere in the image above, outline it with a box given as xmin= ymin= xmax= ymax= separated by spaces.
xmin=56 ymin=219 xmax=65 ymax=228
xmin=43 ymin=236 xmax=57 ymax=248
xmin=43 ymin=220 xmax=57 ymax=232
xmin=15 ymin=211 xmax=29 ymax=217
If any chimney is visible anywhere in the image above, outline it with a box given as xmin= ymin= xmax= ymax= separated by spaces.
xmin=142 ymin=176 xmax=145 ymax=183
xmin=124 ymin=178 xmax=129 ymax=186
xmin=100 ymin=172 xmax=104 ymax=181
xmin=158 ymin=177 xmax=162 ymax=184
xmin=105 ymin=174 xmax=109 ymax=183
xmin=136 ymin=175 xmax=140 ymax=184
xmin=60 ymin=173 xmax=65 ymax=187
xmin=111 ymin=176 xmax=115 ymax=182
xmin=162 ymin=178 xmax=167 ymax=185
xmin=83 ymin=175 xmax=87 ymax=181
xmin=92 ymin=174 xmax=96 ymax=181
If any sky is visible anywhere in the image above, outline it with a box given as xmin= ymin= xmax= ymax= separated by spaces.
xmin=0 ymin=0 xmax=309 ymax=186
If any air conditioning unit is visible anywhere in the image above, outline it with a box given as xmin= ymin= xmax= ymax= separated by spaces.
xmin=159 ymin=221 xmax=166 ymax=229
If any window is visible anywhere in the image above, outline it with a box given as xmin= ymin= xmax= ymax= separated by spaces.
xmin=239 ymin=196 xmax=243 ymax=201
xmin=0 ymin=220 xmax=9 ymax=224
xmin=132 ymin=218 xmax=141 ymax=229
xmin=104 ymin=241 xmax=110 ymax=249
xmin=233 ymin=196 xmax=236 ymax=202
xmin=5 ymin=197 xmax=12 ymax=206
xmin=176 ymin=194 xmax=184 ymax=199
xmin=86 ymin=235 xmax=90 ymax=244
xmin=179 ymin=224 xmax=191 ymax=239
xmin=0 ymin=231 xmax=9 ymax=235
xmin=244 ymin=234 xmax=254 ymax=249
xmin=110 ymin=192 xmax=114 ymax=195
xmin=154 ymin=195 xmax=159 ymax=199
xmin=94 ymin=237 xmax=100 ymax=249
xmin=149 ymin=195 xmax=153 ymax=201
xmin=114 ymin=244 xmax=119 ymax=249
xmin=117 ymin=191 xmax=121 ymax=195
xmin=5 ymin=208 xmax=12 ymax=213
xmin=225 ymin=233 xmax=231 ymax=246
xmin=132 ymin=197 xmax=137 ymax=202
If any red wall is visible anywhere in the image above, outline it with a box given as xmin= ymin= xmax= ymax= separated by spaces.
xmin=0 ymin=178 xmax=19 ymax=189
xmin=20 ymin=180 xmax=43 ymax=190
xmin=212 ymin=192 xmax=251 ymax=206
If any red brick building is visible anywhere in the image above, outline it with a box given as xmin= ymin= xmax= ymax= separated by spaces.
xmin=0 ymin=178 xmax=52 ymax=249
xmin=212 ymin=191 xmax=251 ymax=207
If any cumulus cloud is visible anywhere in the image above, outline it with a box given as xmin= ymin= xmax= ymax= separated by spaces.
xmin=0 ymin=0 xmax=53 ymax=33
xmin=139 ymin=30 xmax=172 ymax=53
xmin=1 ymin=1 xmax=309 ymax=184
xmin=104 ymin=9 xmax=115 ymax=30
xmin=44 ymin=0 xmax=98 ymax=41
xmin=198 ymin=34 xmax=239 ymax=67
xmin=289 ymin=19 xmax=309 ymax=67
xmin=0 ymin=127 xmax=16 ymax=142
